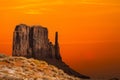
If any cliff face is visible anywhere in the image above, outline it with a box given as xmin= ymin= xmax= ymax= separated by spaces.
xmin=13 ymin=24 xmax=61 ymax=60
xmin=12 ymin=24 xmax=90 ymax=79
xmin=13 ymin=24 xmax=30 ymax=57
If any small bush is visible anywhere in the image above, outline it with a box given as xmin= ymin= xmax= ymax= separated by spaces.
xmin=0 ymin=53 xmax=7 ymax=58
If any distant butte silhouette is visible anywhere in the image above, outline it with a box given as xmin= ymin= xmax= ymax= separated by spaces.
xmin=12 ymin=24 xmax=90 ymax=79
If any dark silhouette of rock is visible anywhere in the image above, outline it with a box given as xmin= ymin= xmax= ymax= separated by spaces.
xmin=54 ymin=32 xmax=62 ymax=60
xmin=13 ymin=24 xmax=60 ymax=60
xmin=109 ymin=78 xmax=119 ymax=80
xmin=12 ymin=24 xmax=90 ymax=79
xmin=13 ymin=24 xmax=30 ymax=57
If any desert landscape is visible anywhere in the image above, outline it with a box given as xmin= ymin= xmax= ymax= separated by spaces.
xmin=0 ymin=0 xmax=120 ymax=80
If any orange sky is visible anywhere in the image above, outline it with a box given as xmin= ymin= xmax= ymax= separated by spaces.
xmin=0 ymin=0 xmax=120 ymax=79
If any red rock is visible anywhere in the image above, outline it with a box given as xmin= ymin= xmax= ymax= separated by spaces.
xmin=12 ymin=24 xmax=90 ymax=79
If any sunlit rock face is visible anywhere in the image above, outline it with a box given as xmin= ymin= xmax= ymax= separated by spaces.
xmin=0 ymin=56 xmax=81 ymax=80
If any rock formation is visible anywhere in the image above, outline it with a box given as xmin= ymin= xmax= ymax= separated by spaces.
xmin=54 ymin=32 xmax=62 ymax=60
xmin=13 ymin=24 xmax=30 ymax=57
xmin=12 ymin=24 xmax=90 ymax=79
xmin=13 ymin=24 xmax=61 ymax=60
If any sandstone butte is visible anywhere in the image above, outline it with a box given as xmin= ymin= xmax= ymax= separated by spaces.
xmin=12 ymin=24 xmax=90 ymax=79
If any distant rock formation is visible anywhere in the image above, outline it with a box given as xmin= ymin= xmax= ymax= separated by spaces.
xmin=13 ymin=24 xmax=61 ymax=60
xmin=12 ymin=24 xmax=90 ymax=79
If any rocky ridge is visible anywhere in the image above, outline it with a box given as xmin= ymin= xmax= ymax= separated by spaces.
xmin=0 ymin=54 xmax=81 ymax=80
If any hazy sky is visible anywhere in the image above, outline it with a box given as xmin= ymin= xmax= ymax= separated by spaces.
xmin=0 ymin=0 xmax=120 ymax=79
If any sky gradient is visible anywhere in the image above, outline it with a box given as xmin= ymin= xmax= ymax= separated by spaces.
xmin=0 ymin=0 xmax=120 ymax=79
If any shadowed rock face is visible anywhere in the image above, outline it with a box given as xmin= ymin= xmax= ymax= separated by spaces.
xmin=13 ymin=24 xmax=30 ymax=57
xmin=13 ymin=24 xmax=61 ymax=60
xmin=12 ymin=24 xmax=90 ymax=79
